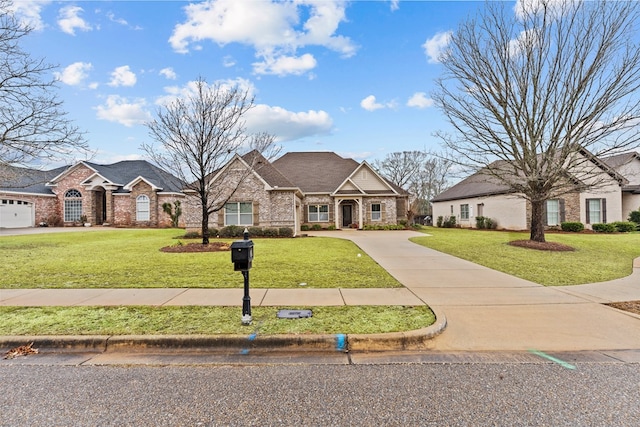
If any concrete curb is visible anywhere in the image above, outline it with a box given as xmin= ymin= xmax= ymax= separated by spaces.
xmin=0 ymin=309 xmax=447 ymax=354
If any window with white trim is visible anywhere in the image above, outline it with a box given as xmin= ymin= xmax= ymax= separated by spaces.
xmin=136 ymin=195 xmax=150 ymax=221
xmin=371 ymin=203 xmax=381 ymax=221
xmin=308 ymin=205 xmax=329 ymax=222
xmin=587 ymin=198 xmax=606 ymax=224
xmin=64 ymin=189 xmax=82 ymax=222
xmin=225 ymin=202 xmax=253 ymax=226
xmin=460 ymin=204 xmax=470 ymax=220
xmin=546 ymin=199 xmax=560 ymax=226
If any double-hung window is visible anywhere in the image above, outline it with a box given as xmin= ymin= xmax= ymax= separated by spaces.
xmin=460 ymin=204 xmax=470 ymax=220
xmin=225 ymin=202 xmax=253 ymax=226
xmin=586 ymin=198 xmax=606 ymax=224
xmin=309 ymin=205 xmax=329 ymax=222
xmin=371 ymin=203 xmax=381 ymax=221
xmin=546 ymin=200 xmax=560 ymax=226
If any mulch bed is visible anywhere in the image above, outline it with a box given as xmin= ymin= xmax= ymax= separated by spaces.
xmin=508 ymin=240 xmax=575 ymax=251
xmin=160 ymin=242 xmax=230 ymax=253
xmin=606 ymin=301 xmax=640 ymax=316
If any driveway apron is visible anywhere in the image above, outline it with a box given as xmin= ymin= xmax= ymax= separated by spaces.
xmin=315 ymin=230 xmax=640 ymax=352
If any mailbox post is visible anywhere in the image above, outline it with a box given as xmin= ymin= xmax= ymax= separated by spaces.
xmin=230 ymin=228 xmax=254 ymax=325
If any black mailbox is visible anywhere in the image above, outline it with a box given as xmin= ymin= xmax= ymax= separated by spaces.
xmin=230 ymin=239 xmax=253 ymax=271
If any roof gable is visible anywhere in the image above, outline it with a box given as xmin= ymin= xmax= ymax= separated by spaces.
xmin=272 ymin=152 xmax=359 ymax=193
xmin=336 ymin=162 xmax=399 ymax=195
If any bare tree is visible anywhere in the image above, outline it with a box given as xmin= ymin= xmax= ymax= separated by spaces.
xmin=0 ymin=0 xmax=87 ymax=180
xmin=143 ymin=77 xmax=276 ymax=244
xmin=374 ymin=150 xmax=453 ymax=217
xmin=433 ymin=0 xmax=640 ymax=242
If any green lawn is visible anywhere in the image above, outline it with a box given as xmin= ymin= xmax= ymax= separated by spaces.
xmin=0 ymin=229 xmax=401 ymax=289
xmin=412 ymin=227 xmax=640 ymax=286
xmin=0 ymin=305 xmax=435 ymax=335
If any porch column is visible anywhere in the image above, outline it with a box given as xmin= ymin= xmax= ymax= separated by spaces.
xmin=105 ymin=190 xmax=113 ymax=224
xmin=357 ymin=197 xmax=363 ymax=230
xmin=334 ymin=198 xmax=340 ymax=229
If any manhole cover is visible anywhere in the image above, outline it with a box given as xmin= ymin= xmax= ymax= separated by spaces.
xmin=277 ymin=309 xmax=313 ymax=319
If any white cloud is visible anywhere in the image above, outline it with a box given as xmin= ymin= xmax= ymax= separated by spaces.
xmin=407 ymin=92 xmax=434 ymax=109
xmin=423 ymin=31 xmax=452 ymax=64
xmin=360 ymin=95 xmax=396 ymax=112
xmin=109 ymin=65 xmax=137 ymax=87
xmin=95 ymin=95 xmax=151 ymax=127
xmin=245 ymin=104 xmax=333 ymax=142
xmin=253 ymin=53 xmax=317 ymax=76
xmin=169 ymin=0 xmax=356 ymax=76
xmin=10 ymin=0 xmax=50 ymax=31
xmin=159 ymin=67 xmax=177 ymax=80
xmin=157 ymin=78 xmax=256 ymax=107
xmin=223 ymin=56 xmax=236 ymax=68
xmin=514 ymin=0 xmax=567 ymax=21
xmin=389 ymin=0 xmax=400 ymax=12
xmin=58 ymin=5 xmax=92 ymax=35
xmin=54 ymin=62 xmax=93 ymax=86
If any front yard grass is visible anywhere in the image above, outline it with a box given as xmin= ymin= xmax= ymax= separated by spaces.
xmin=412 ymin=227 xmax=640 ymax=286
xmin=0 ymin=305 xmax=435 ymax=335
xmin=0 ymin=229 xmax=400 ymax=289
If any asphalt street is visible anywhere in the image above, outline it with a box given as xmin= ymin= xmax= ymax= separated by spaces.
xmin=1 ymin=361 xmax=638 ymax=426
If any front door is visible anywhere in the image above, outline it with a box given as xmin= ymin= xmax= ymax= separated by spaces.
xmin=342 ymin=204 xmax=352 ymax=227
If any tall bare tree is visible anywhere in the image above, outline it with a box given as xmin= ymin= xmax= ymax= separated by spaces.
xmin=143 ymin=77 xmax=276 ymax=244
xmin=0 ymin=0 xmax=86 ymax=180
xmin=433 ymin=0 xmax=640 ymax=242
xmin=374 ymin=150 xmax=452 ymax=217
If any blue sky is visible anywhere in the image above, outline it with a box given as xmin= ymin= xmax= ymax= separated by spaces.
xmin=13 ymin=0 xmax=490 ymax=165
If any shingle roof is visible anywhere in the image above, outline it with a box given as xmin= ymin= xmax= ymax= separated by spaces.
xmin=272 ymin=152 xmax=359 ymax=193
xmin=431 ymin=168 xmax=512 ymax=202
xmin=601 ymin=152 xmax=640 ymax=169
xmin=0 ymin=165 xmax=66 ymax=195
xmin=83 ymin=160 xmax=185 ymax=193
xmin=241 ymin=151 xmax=296 ymax=189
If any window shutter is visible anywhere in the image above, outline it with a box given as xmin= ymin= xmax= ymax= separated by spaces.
xmin=559 ymin=199 xmax=566 ymax=223
xmin=218 ymin=209 xmax=224 ymax=228
xmin=382 ymin=204 xmax=386 ymax=222
xmin=328 ymin=203 xmax=333 ymax=221
xmin=303 ymin=204 xmax=308 ymax=222
xmin=602 ymin=198 xmax=607 ymax=223
xmin=253 ymin=202 xmax=259 ymax=226
xmin=585 ymin=200 xmax=590 ymax=224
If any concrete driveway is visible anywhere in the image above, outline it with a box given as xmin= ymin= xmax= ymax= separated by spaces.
xmin=316 ymin=229 xmax=640 ymax=352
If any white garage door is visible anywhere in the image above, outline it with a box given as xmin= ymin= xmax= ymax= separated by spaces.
xmin=0 ymin=199 xmax=34 ymax=228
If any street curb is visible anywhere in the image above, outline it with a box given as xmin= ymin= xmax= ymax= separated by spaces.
xmin=0 ymin=309 xmax=447 ymax=354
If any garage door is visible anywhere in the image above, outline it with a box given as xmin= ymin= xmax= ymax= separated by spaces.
xmin=0 ymin=199 xmax=34 ymax=228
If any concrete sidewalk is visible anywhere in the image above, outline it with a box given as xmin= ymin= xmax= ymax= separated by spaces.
xmin=2 ymin=228 xmax=640 ymax=353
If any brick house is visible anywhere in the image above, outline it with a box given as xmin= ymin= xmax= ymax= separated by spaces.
xmin=0 ymin=160 xmax=185 ymax=228
xmin=431 ymin=150 xmax=640 ymax=230
xmin=184 ymin=151 xmax=409 ymax=235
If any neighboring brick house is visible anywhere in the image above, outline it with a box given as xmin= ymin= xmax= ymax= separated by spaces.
xmin=184 ymin=151 xmax=409 ymax=235
xmin=431 ymin=150 xmax=637 ymax=230
xmin=0 ymin=160 xmax=185 ymax=228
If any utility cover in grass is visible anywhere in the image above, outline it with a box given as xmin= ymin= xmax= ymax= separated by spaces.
xmin=277 ymin=309 xmax=313 ymax=319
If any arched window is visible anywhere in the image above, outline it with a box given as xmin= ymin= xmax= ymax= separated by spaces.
xmin=64 ymin=189 xmax=82 ymax=222
xmin=136 ymin=195 xmax=150 ymax=221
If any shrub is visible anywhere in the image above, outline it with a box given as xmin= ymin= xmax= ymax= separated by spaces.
xmin=560 ymin=222 xmax=584 ymax=232
xmin=278 ymin=227 xmax=294 ymax=238
xmin=475 ymin=216 xmax=486 ymax=229
xmin=436 ymin=216 xmax=444 ymax=227
xmin=613 ymin=221 xmax=637 ymax=233
xmin=301 ymin=224 xmax=310 ymax=231
xmin=592 ymin=223 xmax=616 ymax=233
xmin=628 ymin=210 xmax=640 ymax=224
xmin=208 ymin=228 xmax=219 ymax=237
xmin=327 ymin=225 xmax=336 ymax=230
xmin=443 ymin=216 xmax=457 ymax=228
xmin=218 ymin=225 xmax=244 ymax=238
xmin=311 ymin=224 xmax=322 ymax=231
xmin=485 ymin=218 xmax=497 ymax=229
xmin=182 ymin=231 xmax=201 ymax=239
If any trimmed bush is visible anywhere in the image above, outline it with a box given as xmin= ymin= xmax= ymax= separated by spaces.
xmin=592 ymin=223 xmax=616 ymax=233
xmin=311 ymin=224 xmax=322 ymax=231
xmin=278 ymin=227 xmax=294 ymax=238
xmin=475 ymin=216 xmax=486 ymax=229
xmin=561 ymin=222 xmax=584 ymax=232
xmin=436 ymin=216 xmax=444 ymax=228
xmin=218 ymin=225 xmax=244 ymax=238
xmin=300 ymin=224 xmax=310 ymax=231
xmin=628 ymin=210 xmax=640 ymax=224
xmin=613 ymin=221 xmax=637 ymax=233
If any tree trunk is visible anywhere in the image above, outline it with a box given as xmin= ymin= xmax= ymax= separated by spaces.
xmin=529 ymin=199 xmax=546 ymax=243
xmin=201 ymin=202 xmax=210 ymax=245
